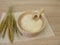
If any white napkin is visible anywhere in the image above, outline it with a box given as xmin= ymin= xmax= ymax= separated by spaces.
xmin=0 ymin=12 xmax=55 ymax=43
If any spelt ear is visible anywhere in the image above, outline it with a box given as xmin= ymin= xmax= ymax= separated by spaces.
xmin=0 ymin=16 xmax=7 ymax=33
xmin=8 ymin=28 xmax=14 ymax=43
xmin=7 ymin=6 xmax=14 ymax=43
xmin=2 ymin=25 xmax=7 ymax=38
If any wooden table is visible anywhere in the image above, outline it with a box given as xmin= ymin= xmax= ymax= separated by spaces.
xmin=0 ymin=0 xmax=60 ymax=45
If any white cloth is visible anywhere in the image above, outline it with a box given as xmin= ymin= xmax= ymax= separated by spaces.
xmin=0 ymin=12 xmax=55 ymax=43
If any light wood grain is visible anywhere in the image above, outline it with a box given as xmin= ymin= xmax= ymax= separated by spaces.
xmin=0 ymin=0 xmax=60 ymax=45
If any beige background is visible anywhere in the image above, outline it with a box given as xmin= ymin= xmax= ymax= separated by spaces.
xmin=0 ymin=0 xmax=60 ymax=45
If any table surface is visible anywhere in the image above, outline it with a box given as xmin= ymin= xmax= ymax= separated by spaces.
xmin=0 ymin=0 xmax=60 ymax=45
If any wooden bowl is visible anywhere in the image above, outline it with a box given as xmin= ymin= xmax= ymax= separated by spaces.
xmin=17 ymin=11 xmax=46 ymax=37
